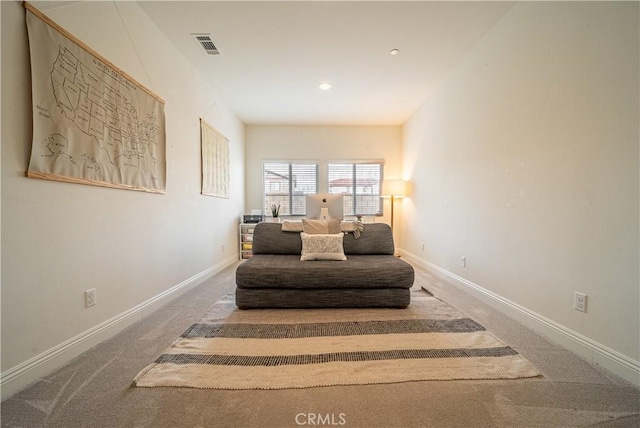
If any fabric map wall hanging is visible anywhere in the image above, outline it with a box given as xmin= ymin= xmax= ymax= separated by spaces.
xmin=200 ymin=119 xmax=230 ymax=198
xmin=24 ymin=3 xmax=166 ymax=193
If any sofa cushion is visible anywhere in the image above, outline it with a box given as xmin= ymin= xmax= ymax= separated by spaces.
xmin=300 ymin=232 xmax=347 ymax=261
xmin=236 ymin=288 xmax=410 ymax=309
xmin=250 ymin=222 xmax=395 ymax=255
xmin=236 ymin=254 xmax=414 ymax=290
xmin=342 ymin=223 xmax=395 ymax=255
xmin=251 ymin=223 xmax=302 ymax=254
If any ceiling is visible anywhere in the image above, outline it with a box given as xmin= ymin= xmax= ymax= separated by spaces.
xmin=138 ymin=2 xmax=514 ymax=125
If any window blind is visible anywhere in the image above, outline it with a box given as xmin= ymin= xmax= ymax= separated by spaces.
xmin=328 ymin=163 xmax=383 ymax=216
xmin=263 ymin=162 xmax=317 ymax=216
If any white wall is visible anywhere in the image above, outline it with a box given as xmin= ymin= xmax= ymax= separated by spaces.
xmin=402 ymin=1 xmax=639 ymax=382
xmin=245 ymin=125 xmax=403 ymax=229
xmin=1 ymin=0 xmax=245 ymax=398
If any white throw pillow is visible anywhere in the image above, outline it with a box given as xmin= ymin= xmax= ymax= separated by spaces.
xmin=300 ymin=232 xmax=347 ymax=261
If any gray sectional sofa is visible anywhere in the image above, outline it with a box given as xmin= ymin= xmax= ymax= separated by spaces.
xmin=235 ymin=222 xmax=415 ymax=309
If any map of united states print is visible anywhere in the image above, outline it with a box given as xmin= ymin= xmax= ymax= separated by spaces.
xmin=50 ymin=46 xmax=160 ymax=172
xmin=26 ymin=3 xmax=166 ymax=193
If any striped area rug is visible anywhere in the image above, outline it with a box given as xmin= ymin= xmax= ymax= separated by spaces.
xmin=134 ymin=290 xmax=541 ymax=389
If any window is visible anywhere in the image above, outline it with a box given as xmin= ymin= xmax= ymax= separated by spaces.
xmin=263 ymin=162 xmax=317 ymax=216
xmin=328 ymin=163 xmax=383 ymax=216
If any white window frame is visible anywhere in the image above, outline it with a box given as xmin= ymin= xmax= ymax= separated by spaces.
xmin=328 ymin=161 xmax=384 ymax=216
xmin=262 ymin=161 xmax=318 ymax=216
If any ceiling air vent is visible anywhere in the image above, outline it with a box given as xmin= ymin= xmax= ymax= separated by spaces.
xmin=192 ymin=33 xmax=220 ymax=55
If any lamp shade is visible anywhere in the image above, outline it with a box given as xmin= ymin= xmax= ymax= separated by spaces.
xmin=382 ymin=179 xmax=408 ymax=198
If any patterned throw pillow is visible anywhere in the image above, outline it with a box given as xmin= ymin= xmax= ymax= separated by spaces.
xmin=300 ymin=232 xmax=347 ymax=261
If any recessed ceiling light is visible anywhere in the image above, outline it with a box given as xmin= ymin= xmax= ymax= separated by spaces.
xmin=390 ymin=49 xmax=400 ymax=55
xmin=319 ymin=82 xmax=332 ymax=90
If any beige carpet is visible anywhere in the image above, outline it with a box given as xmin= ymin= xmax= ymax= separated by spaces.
xmin=134 ymin=290 xmax=541 ymax=389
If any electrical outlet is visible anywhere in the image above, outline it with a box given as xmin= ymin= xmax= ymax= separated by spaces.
xmin=421 ymin=242 xmax=425 ymax=251
xmin=221 ymin=244 xmax=225 ymax=253
xmin=574 ymin=292 xmax=587 ymax=312
xmin=461 ymin=256 xmax=466 ymax=267
xmin=85 ymin=288 xmax=96 ymax=308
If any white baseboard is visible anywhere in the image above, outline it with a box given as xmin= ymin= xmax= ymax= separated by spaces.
xmin=1 ymin=256 xmax=237 ymax=400
xmin=401 ymin=250 xmax=640 ymax=387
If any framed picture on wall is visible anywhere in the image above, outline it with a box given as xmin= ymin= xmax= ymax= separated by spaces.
xmin=200 ymin=119 xmax=229 ymax=198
